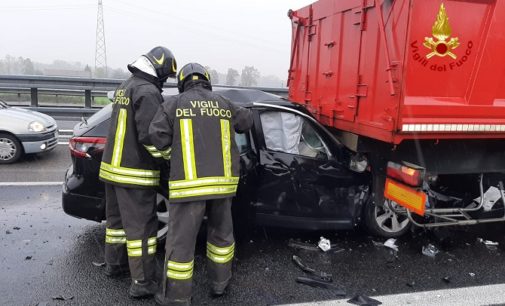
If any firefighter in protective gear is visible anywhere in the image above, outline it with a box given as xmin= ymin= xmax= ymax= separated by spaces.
xmin=99 ymin=46 xmax=176 ymax=299
xmin=149 ymin=63 xmax=253 ymax=305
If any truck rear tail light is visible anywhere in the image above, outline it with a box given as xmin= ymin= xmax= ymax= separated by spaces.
xmin=386 ymin=162 xmax=423 ymax=187
xmin=69 ymin=137 xmax=106 ymax=158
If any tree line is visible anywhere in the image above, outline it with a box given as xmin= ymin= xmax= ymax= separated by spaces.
xmin=0 ymin=55 xmax=286 ymax=88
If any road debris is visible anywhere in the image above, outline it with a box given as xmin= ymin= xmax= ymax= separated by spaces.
xmin=5 ymin=230 xmax=11 ymax=234
xmin=383 ymin=238 xmax=398 ymax=252
xmin=347 ymin=294 xmax=382 ymax=306
xmin=474 ymin=186 xmax=501 ymax=211
xmin=25 ymin=256 xmax=32 ymax=260
xmin=477 ymin=238 xmax=499 ymax=250
xmin=442 ymin=276 xmax=451 ymax=283
xmin=422 ymin=244 xmax=440 ymax=258
xmin=406 ymin=281 xmax=416 ymax=287
xmin=469 ymin=272 xmax=476 ymax=277
xmin=13 ymin=226 xmax=20 ymax=230
xmin=52 ymin=295 xmax=74 ymax=301
xmin=318 ymin=236 xmax=331 ymax=252
xmin=288 ymin=239 xmax=320 ymax=251
xmin=92 ymin=261 xmax=105 ymax=267
xmin=292 ymin=255 xmax=333 ymax=282
xmin=295 ymin=277 xmax=345 ymax=295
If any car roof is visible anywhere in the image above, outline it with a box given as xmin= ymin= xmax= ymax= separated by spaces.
xmin=162 ymin=87 xmax=292 ymax=108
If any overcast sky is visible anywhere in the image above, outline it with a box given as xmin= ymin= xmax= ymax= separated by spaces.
xmin=0 ymin=0 xmax=314 ymax=79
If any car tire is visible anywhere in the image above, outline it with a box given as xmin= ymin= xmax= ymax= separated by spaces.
xmin=364 ymin=194 xmax=411 ymax=238
xmin=156 ymin=192 xmax=169 ymax=244
xmin=0 ymin=133 xmax=23 ymax=164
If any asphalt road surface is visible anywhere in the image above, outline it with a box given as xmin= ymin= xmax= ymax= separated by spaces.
xmin=3 ymin=118 xmax=505 ymax=305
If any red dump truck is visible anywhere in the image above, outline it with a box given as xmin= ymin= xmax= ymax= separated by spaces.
xmin=288 ymin=0 xmax=505 ymax=235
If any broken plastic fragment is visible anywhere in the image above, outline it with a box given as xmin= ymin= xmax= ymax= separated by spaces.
xmin=422 ymin=244 xmax=439 ymax=258
xmin=92 ymin=261 xmax=106 ymax=267
xmin=318 ymin=236 xmax=331 ymax=252
xmin=406 ymin=281 xmax=415 ymax=287
xmin=383 ymin=238 xmax=398 ymax=252
xmin=474 ymin=186 xmax=501 ymax=211
xmin=477 ymin=238 xmax=499 ymax=250
xmin=442 ymin=276 xmax=451 ymax=283
xmin=292 ymin=255 xmax=333 ymax=282
xmin=347 ymin=294 xmax=382 ymax=306
xmin=288 ymin=239 xmax=319 ymax=251
xmin=25 ymin=256 xmax=32 ymax=260
xmin=469 ymin=272 xmax=475 ymax=277
xmin=52 ymin=295 xmax=74 ymax=301
xmin=295 ymin=277 xmax=345 ymax=295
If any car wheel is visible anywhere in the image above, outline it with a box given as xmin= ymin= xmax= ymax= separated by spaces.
xmin=156 ymin=192 xmax=169 ymax=243
xmin=0 ymin=133 xmax=22 ymax=164
xmin=364 ymin=196 xmax=411 ymax=238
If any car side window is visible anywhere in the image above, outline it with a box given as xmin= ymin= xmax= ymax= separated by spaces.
xmin=260 ymin=111 xmax=329 ymax=160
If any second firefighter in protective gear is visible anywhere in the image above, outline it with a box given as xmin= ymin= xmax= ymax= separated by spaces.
xmin=149 ymin=63 xmax=253 ymax=305
xmin=99 ymin=46 xmax=176 ymax=298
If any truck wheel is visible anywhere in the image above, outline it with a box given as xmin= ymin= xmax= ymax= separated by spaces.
xmin=364 ymin=196 xmax=411 ymax=238
xmin=156 ymin=192 xmax=169 ymax=244
xmin=0 ymin=133 xmax=23 ymax=164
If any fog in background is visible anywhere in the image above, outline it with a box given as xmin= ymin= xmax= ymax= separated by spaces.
xmin=0 ymin=0 xmax=314 ymax=86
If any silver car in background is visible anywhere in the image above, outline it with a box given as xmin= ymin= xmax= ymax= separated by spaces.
xmin=0 ymin=99 xmax=58 ymax=163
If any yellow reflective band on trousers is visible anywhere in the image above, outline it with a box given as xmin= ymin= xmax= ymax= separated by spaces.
xmin=207 ymin=242 xmax=234 ymax=264
xmin=126 ymin=237 xmax=157 ymax=257
xmin=111 ymin=109 xmax=127 ymax=167
xmin=180 ymin=119 xmax=197 ymax=180
xmin=169 ymin=176 xmax=239 ymax=189
xmin=169 ymin=185 xmax=237 ymax=199
xmin=99 ymin=161 xmax=160 ymax=186
xmin=220 ymin=119 xmax=232 ymax=178
xmin=166 ymin=260 xmax=194 ymax=280
xmin=105 ymin=228 xmax=126 ymax=244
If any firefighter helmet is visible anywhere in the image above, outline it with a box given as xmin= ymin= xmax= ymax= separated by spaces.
xmin=144 ymin=46 xmax=177 ymax=81
xmin=177 ymin=63 xmax=211 ymax=93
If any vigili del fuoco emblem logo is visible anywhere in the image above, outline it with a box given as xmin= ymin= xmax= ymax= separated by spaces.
xmin=423 ymin=3 xmax=460 ymax=59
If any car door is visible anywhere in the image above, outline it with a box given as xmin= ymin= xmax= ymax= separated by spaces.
xmin=253 ymin=104 xmax=368 ymax=225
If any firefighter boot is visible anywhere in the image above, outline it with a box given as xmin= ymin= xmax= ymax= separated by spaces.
xmin=154 ymin=292 xmax=191 ymax=306
xmin=129 ymin=279 xmax=158 ymax=299
xmin=104 ymin=264 xmax=130 ymax=278
xmin=210 ymin=280 xmax=230 ymax=297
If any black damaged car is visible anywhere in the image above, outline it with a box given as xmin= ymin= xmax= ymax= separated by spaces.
xmin=63 ymin=88 xmax=407 ymax=241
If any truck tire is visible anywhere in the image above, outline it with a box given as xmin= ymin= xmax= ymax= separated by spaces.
xmin=364 ymin=195 xmax=411 ymax=238
xmin=0 ymin=133 xmax=23 ymax=164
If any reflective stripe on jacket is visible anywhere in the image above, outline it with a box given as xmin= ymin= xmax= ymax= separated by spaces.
xmin=99 ymin=72 xmax=165 ymax=188
xmin=149 ymin=82 xmax=253 ymax=202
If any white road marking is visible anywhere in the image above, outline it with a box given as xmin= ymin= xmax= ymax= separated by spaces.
xmin=287 ymin=283 xmax=505 ymax=306
xmin=0 ymin=182 xmax=63 ymax=187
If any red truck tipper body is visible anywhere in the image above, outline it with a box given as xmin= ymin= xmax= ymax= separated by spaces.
xmin=289 ymin=0 xmax=505 ymax=144
xmin=288 ymin=0 xmax=505 ymax=233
